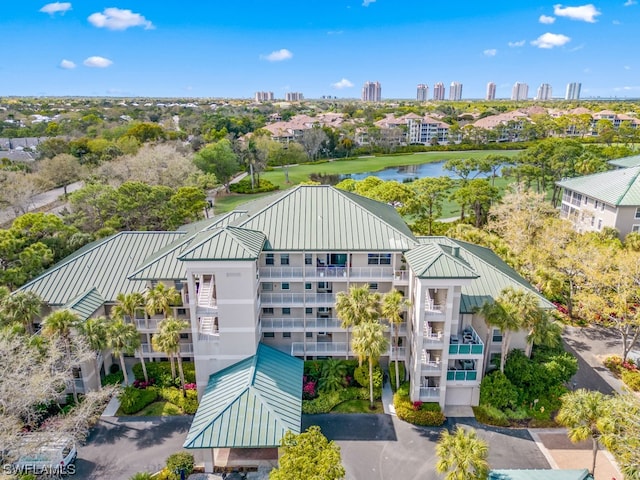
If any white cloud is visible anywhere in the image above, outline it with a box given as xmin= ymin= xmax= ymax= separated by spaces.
xmin=531 ymin=32 xmax=571 ymax=48
xmin=483 ymin=49 xmax=497 ymax=57
xmin=624 ymin=0 xmax=637 ymax=6
xmin=553 ymin=4 xmax=601 ymax=22
xmin=362 ymin=0 xmax=376 ymax=6
xmin=332 ymin=78 xmax=354 ymax=89
xmin=83 ymin=56 xmax=113 ymax=68
xmin=59 ymin=59 xmax=76 ymax=69
xmin=39 ymin=2 xmax=71 ymax=14
xmin=261 ymin=49 xmax=293 ymax=62
xmin=88 ymin=8 xmax=154 ymax=30
xmin=508 ymin=40 xmax=526 ymax=47
xmin=539 ymin=15 xmax=556 ymax=24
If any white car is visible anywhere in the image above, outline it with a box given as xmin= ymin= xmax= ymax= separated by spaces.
xmin=11 ymin=437 xmax=77 ymax=476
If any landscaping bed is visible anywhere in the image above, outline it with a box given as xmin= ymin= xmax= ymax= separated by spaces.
xmin=604 ymin=355 xmax=640 ymax=391
xmin=393 ymin=382 xmax=445 ymax=426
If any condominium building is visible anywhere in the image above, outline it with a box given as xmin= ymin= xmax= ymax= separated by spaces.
xmin=536 ymin=83 xmax=553 ymax=101
xmin=361 ymin=81 xmax=382 ymax=102
xmin=416 ymin=84 xmax=429 ymax=102
xmin=565 ymin=82 xmax=582 ymax=100
xmin=449 ymin=82 xmax=463 ymax=101
xmin=285 ymin=92 xmax=304 ymax=102
xmin=433 ymin=82 xmax=445 ymax=101
xmin=254 ymin=91 xmax=274 ymax=102
xmin=511 ymin=82 xmax=529 ymax=101
xmin=486 ymin=82 xmax=496 ymax=101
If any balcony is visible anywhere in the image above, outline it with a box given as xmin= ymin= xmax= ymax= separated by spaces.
xmin=448 ymin=328 xmax=484 ymax=356
xmin=135 ymin=318 xmax=162 ymax=331
xmin=390 ymin=346 xmax=406 ymax=360
xmin=262 ymin=317 xmax=344 ymax=332
xmin=140 ymin=343 xmax=194 ymax=356
xmin=424 ymin=303 xmax=446 ymax=321
xmin=446 ymin=370 xmax=478 ymax=382
xmin=292 ymin=342 xmax=350 ymax=356
xmin=260 ymin=293 xmax=335 ymax=306
xmin=419 ymin=387 xmax=441 ymax=400
xmin=259 ymin=266 xmax=395 ymax=281
xmin=393 ymin=270 xmax=409 ymax=284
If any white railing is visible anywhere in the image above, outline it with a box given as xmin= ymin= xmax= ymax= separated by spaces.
xmin=259 ymin=266 xmax=395 ymax=280
xmin=425 ymin=303 xmax=445 ymax=313
xmin=390 ymin=346 xmax=406 ymax=360
xmin=135 ymin=318 xmax=162 ymax=330
xmin=421 ymin=361 xmax=442 ymax=373
xmin=140 ymin=343 xmax=194 ymax=354
xmin=393 ymin=270 xmax=409 ymax=282
xmin=261 ymin=317 xmax=344 ymax=331
xmin=291 ymin=342 xmax=350 ymax=356
xmin=199 ymin=316 xmax=219 ymax=335
xmin=260 ymin=293 xmax=335 ymax=305
xmin=419 ymin=387 xmax=441 ymax=399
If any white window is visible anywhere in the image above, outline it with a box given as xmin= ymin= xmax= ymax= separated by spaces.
xmin=635 ymin=208 xmax=640 ymax=219
xmin=370 ymin=283 xmax=378 ymax=290
xmin=280 ymin=254 xmax=290 ymax=265
xmin=282 ymin=308 xmax=291 ymax=315
xmin=262 ymin=283 xmax=273 ymax=291
xmin=282 ymin=282 xmax=290 ymax=290
xmin=597 ymin=219 xmax=603 ymax=230
xmin=262 ymin=308 xmax=274 ymax=315
xmin=265 ymin=254 xmax=274 ymax=265
xmin=305 ymin=254 xmax=313 ymax=265
xmin=633 ymin=225 xmax=640 ymax=233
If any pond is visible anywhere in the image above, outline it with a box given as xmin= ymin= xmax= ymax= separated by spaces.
xmin=342 ymin=161 xmax=501 ymax=182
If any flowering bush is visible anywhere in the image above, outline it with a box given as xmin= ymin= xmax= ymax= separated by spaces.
xmin=133 ymin=378 xmax=156 ymax=389
xmin=303 ymin=378 xmax=317 ymax=400
xmin=184 ymin=383 xmax=197 ymax=390
xmin=412 ymin=401 xmax=423 ymax=411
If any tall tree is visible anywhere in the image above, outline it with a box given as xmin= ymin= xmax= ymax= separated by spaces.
xmin=351 ymin=320 xmax=389 ymax=409
xmin=78 ymin=316 xmax=108 ymax=390
xmin=144 ymin=283 xmax=181 ymax=319
xmin=556 ymin=389 xmax=613 ymax=477
xmin=36 ymin=153 xmax=85 ymax=196
xmin=451 ymin=178 xmax=499 ymax=227
xmin=193 ymin=139 xmax=240 ymax=193
xmin=0 ymin=290 xmax=41 ymax=334
xmin=106 ymin=316 xmax=140 ymax=386
xmin=114 ymin=292 xmax=149 ymax=382
xmin=435 ymin=426 xmax=490 ymax=480
xmin=152 ymin=318 xmax=190 ymax=390
xmin=404 ymin=177 xmax=453 ymax=235
xmin=41 ymin=309 xmax=82 ymax=403
xmin=382 ymin=289 xmax=411 ymax=390
xmin=335 ymin=284 xmax=382 ymax=329
xmin=270 ymin=426 xmax=345 ymax=480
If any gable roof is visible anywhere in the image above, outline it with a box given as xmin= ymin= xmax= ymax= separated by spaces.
xmin=236 ymin=185 xmax=416 ymax=251
xmin=557 ymin=166 xmax=640 ymax=206
xmin=417 ymin=237 xmax=553 ymax=313
xmin=609 ymin=154 xmax=640 ymax=169
xmin=179 ymin=226 xmax=266 ymax=261
xmin=404 ymin=243 xmax=478 ymax=279
xmin=64 ymin=287 xmax=104 ymax=321
xmin=18 ymin=231 xmax=185 ymax=305
xmin=183 ymin=343 xmax=303 ymax=449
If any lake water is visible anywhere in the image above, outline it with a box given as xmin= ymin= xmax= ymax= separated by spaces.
xmin=343 ymin=161 xmax=500 ymax=182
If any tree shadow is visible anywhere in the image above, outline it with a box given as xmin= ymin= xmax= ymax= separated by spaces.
xmin=302 ymin=413 xmax=398 ymax=441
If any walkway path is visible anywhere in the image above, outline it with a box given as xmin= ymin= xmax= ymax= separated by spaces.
xmin=381 ymin=375 xmax=395 ymax=415
xmin=0 ymin=181 xmax=83 ymax=226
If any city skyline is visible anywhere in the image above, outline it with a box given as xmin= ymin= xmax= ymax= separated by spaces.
xmin=1 ymin=2 xmax=639 ymax=99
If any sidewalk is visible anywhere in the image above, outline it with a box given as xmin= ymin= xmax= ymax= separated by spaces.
xmin=381 ymin=375 xmax=395 ymax=415
xmin=100 ymin=358 xmax=136 ymax=417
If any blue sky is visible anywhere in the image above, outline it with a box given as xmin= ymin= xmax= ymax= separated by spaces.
xmin=1 ymin=1 xmax=638 ymax=99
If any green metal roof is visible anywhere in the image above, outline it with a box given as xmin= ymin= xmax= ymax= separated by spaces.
xmin=183 ymin=343 xmax=303 ymax=449
xmin=64 ymin=287 xmax=104 ymax=321
xmin=236 ymin=185 xmax=416 ymax=251
xmin=417 ymin=237 xmax=553 ymax=313
xmin=179 ymin=226 xmax=266 ymax=261
xmin=405 ymin=243 xmax=479 ymax=279
xmin=557 ymin=166 xmax=640 ymax=206
xmin=609 ymin=154 xmax=640 ymax=169
xmin=18 ymin=232 xmax=185 ymax=305
xmin=489 ymin=469 xmax=590 ymax=480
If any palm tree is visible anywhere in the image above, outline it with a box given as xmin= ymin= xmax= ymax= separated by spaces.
xmin=78 ymin=316 xmax=108 ymax=390
xmin=556 ymin=389 xmax=612 ymax=477
xmin=113 ymin=292 xmax=144 ymax=323
xmin=144 ymin=283 xmax=181 ymax=319
xmin=351 ymin=320 xmax=388 ymax=409
xmin=42 ymin=309 xmax=82 ymax=403
xmin=336 ymin=284 xmax=381 ymax=363
xmin=113 ymin=292 xmax=149 ymax=382
xmin=382 ymin=289 xmax=411 ymax=390
xmin=436 ymin=426 xmax=490 ymax=480
xmin=153 ymin=317 xmax=190 ymax=390
xmin=106 ymin=316 xmax=140 ymax=386
xmin=2 ymin=291 xmax=41 ymax=334
xmin=523 ymin=309 xmax=562 ymax=357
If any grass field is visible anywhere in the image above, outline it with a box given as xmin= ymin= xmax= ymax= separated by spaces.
xmin=330 ymin=399 xmax=385 ymax=414
xmin=214 ymin=150 xmax=522 ymax=215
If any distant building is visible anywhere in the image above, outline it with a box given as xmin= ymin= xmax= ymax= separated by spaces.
xmin=536 ymin=83 xmax=553 ymax=101
xmin=449 ymin=82 xmax=463 ymax=101
xmin=565 ymin=82 xmax=581 ymax=100
xmin=433 ymin=82 xmax=445 ymax=101
xmin=511 ymin=82 xmax=529 ymax=101
xmin=361 ymin=81 xmax=382 ymax=102
xmin=416 ymin=84 xmax=429 ymax=101
xmin=285 ymin=92 xmax=304 ymax=102
xmin=255 ymin=91 xmax=274 ymax=102
xmin=486 ymin=82 xmax=496 ymax=100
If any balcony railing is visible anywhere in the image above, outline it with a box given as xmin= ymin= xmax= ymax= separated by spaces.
xmin=390 ymin=346 xmax=406 ymax=360
xmin=449 ymin=327 xmax=484 ymax=355
xmin=135 ymin=318 xmax=162 ymax=331
xmin=259 ymin=266 xmax=395 ymax=280
xmin=446 ymin=370 xmax=478 ymax=381
xmin=292 ymin=342 xmax=350 ymax=356
xmin=260 ymin=293 xmax=335 ymax=305
xmin=140 ymin=343 xmax=194 ymax=355
xmin=262 ymin=317 xmax=344 ymax=331
xmin=419 ymin=387 xmax=441 ymax=399
xmin=421 ymin=361 xmax=442 ymax=373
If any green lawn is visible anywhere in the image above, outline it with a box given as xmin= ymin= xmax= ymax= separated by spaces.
xmin=214 ymin=150 xmax=522 ymax=214
xmin=330 ymin=399 xmax=385 ymax=414
xmin=117 ymin=400 xmax=182 ymax=416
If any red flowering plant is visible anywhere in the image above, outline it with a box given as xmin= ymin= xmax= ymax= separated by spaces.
xmin=302 ymin=375 xmax=317 ymax=400
xmin=412 ymin=401 xmax=423 ymax=411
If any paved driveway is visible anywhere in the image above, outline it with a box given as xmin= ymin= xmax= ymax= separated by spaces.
xmin=75 ymin=416 xmax=193 ymax=480
xmin=303 ymin=414 xmax=549 ymax=480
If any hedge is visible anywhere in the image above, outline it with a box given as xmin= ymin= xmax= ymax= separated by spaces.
xmin=157 ymin=387 xmax=199 ymax=414
xmin=229 ymin=177 xmax=279 ymax=194
xmin=302 ymin=386 xmax=380 ymax=414
xmin=119 ymin=386 xmax=158 ymax=414
xmin=132 ymin=361 xmax=196 ymax=387
xmin=393 ymin=382 xmax=445 ymax=427
xmin=102 ymin=371 xmax=124 ymax=386
xmin=622 ymin=370 xmax=640 ymax=391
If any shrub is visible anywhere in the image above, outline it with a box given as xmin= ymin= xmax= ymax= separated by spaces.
xmin=479 ymin=371 xmax=519 ymax=410
xmin=119 ymin=386 xmax=158 ymax=414
xmin=133 ymin=378 xmax=156 ymax=389
xmin=156 ymin=387 xmax=199 ymax=414
xmin=319 ymin=359 xmax=348 ymax=393
xmin=302 ymin=377 xmax=317 ymax=400
xmin=393 ymin=382 xmax=445 ymax=427
xmin=165 ymin=452 xmax=195 ymax=480
xmin=133 ymin=362 xmax=195 ymax=387
xmin=621 ymin=370 xmax=640 ymax=391
xmin=229 ymin=177 xmax=279 ymax=194
xmin=109 ymin=363 xmax=121 ymax=374
xmin=302 ymin=386 xmax=380 ymax=414
xmin=102 ymin=371 xmax=124 ymax=386
xmin=472 ymin=404 xmax=510 ymax=427
xmin=304 ymin=361 xmax=323 ymax=382
xmin=389 ymin=361 xmax=406 ymax=392
xmin=129 ymin=473 xmax=153 ymax=480
xmin=354 ymin=364 xmax=383 ymax=389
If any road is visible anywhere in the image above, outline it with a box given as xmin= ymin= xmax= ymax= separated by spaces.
xmin=0 ymin=181 xmax=83 ymax=225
